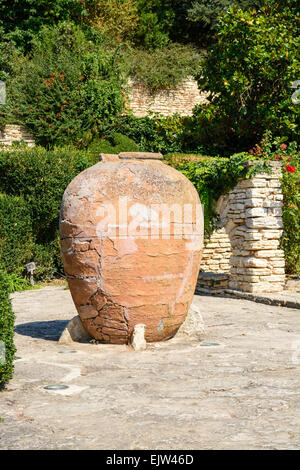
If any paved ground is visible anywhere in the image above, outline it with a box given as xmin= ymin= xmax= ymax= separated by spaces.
xmin=0 ymin=286 xmax=299 ymax=450
xmin=224 ymin=288 xmax=300 ymax=309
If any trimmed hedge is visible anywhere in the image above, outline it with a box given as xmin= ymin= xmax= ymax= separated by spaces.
xmin=85 ymin=132 xmax=139 ymax=157
xmin=0 ymin=269 xmax=16 ymax=389
xmin=0 ymin=146 xmax=94 ymax=240
xmin=0 ymin=193 xmax=34 ymax=274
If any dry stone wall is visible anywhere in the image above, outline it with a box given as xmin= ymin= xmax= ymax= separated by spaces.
xmin=200 ymin=228 xmax=231 ymax=273
xmin=127 ymin=77 xmax=208 ymax=117
xmin=200 ymin=162 xmax=285 ymax=293
xmin=0 ymin=124 xmax=35 ymax=147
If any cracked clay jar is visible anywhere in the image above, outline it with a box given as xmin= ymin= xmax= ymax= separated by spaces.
xmin=59 ymin=152 xmax=203 ymax=344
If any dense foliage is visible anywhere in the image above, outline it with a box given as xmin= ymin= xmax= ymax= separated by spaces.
xmin=282 ymin=157 xmax=300 ymax=274
xmin=195 ymin=2 xmax=300 ymax=151
xmin=0 ymin=0 xmax=263 ymax=51
xmin=86 ymin=0 xmax=139 ymax=44
xmin=102 ymin=114 xmax=186 ymax=154
xmin=85 ymin=132 xmax=139 ymax=155
xmin=251 ymin=133 xmax=300 ymax=275
xmin=101 ymin=112 xmax=233 ymax=156
xmin=0 ymin=146 xmax=96 ymax=279
xmin=0 ymin=0 xmax=273 ymax=91
xmin=0 ymin=193 xmax=34 ymax=274
xmin=1 ymin=23 xmax=125 ymax=146
xmin=165 ymin=152 xmax=271 ymax=236
xmin=0 ymin=0 xmax=87 ymax=51
xmin=0 ymin=268 xmax=16 ymax=389
xmin=126 ymin=43 xmax=202 ymax=91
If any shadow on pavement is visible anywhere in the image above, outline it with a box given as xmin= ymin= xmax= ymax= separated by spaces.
xmin=15 ymin=320 xmax=69 ymax=341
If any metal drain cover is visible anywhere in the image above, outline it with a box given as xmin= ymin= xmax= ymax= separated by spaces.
xmin=58 ymin=350 xmax=77 ymax=354
xmin=44 ymin=385 xmax=69 ymax=390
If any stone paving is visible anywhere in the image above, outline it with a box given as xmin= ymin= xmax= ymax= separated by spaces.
xmin=224 ymin=288 xmax=300 ymax=309
xmin=0 ymin=286 xmax=299 ymax=450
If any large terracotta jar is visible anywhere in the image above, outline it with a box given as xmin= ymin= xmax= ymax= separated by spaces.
xmin=60 ymin=152 xmax=203 ymax=344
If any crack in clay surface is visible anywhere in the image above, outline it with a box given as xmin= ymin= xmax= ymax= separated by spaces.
xmin=60 ymin=155 xmax=203 ymax=343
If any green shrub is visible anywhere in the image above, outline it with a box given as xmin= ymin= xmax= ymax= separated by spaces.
xmin=0 ymin=146 xmax=95 ymax=281
xmin=282 ymin=156 xmax=300 ymax=274
xmin=0 ymin=146 xmax=94 ymax=242
xmin=277 ymin=143 xmax=299 ymax=274
xmin=0 ymin=193 xmax=34 ymax=274
xmin=167 ymin=152 xmax=270 ymax=237
xmin=1 ymin=22 xmax=125 ymax=147
xmin=0 ymin=269 xmax=16 ymax=389
xmin=5 ymin=273 xmax=32 ymax=294
xmin=186 ymin=0 xmax=264 ymax=33
xmin=126 ymin=43 xmax=202 ymax=91
xmin=107 ymin=115 xmax=160 ymax=151
xmin=86 ymin=132 xmax=139 ymax=157
xmin=247 ymin=131 xmax=300 ymax=274
xmin=112 ymin=132 xmax=139 ymax=151
xmin=86 ymin=0 xmax=139 ymax=44
xmin=179 ymin=103 xmax=235 ymax=155
xmin=107 ymin=114 xmax=187 ymax=153
xmin=109 ymin=112 xmax=223 ymax=155
xmin=195 ymin=2 xmax=300 ymax=151
xmin=0 ymin=1 xmax=88 ymax=52
xmin=33 ymin=236 xmax=64 ymax=281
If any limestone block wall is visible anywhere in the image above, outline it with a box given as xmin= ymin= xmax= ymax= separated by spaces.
xmin=0 ymin=124 xmax=35 ymax=147
xmin=200 ymin=228 xmax=231 ymax=273
xmin=200 ymin=162 xmax=285 ymax=293
xmin=127 ymin=77 xmax=209 ymax=117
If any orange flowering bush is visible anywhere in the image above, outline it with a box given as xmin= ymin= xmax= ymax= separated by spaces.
xmin=2 ymin=23 xmax=125 ymax=146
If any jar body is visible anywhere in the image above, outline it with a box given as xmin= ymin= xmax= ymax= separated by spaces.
xmin=60 ymin=155 xmax=203 ymax=343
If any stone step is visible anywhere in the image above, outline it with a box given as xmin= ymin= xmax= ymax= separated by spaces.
xmin=195 ymin=271 xmax=229 ymax=294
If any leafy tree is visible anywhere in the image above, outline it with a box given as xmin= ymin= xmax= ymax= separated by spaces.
xmin=186 ymin=0 xmax=263 ymax=29
xmin=0 ymin=28 xmax=17 ymax=82
xmin=86 ymin=0 xmax=139 ymax=43
xmin=0 ymin=0 xmax=271 ymax=53
xmin=1 ymin=22 xmax=125 ymax=146
xmin=195 ymin=2 xmax=300 ymax=149
xmin=133 ymin=0 xmax=175 ymax=50
xmin=0 ymin=0 xmax=89 ymax=51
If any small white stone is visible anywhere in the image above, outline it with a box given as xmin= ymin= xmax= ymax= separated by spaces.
xmin=131 ymin=324 xmax=147 ymax=351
